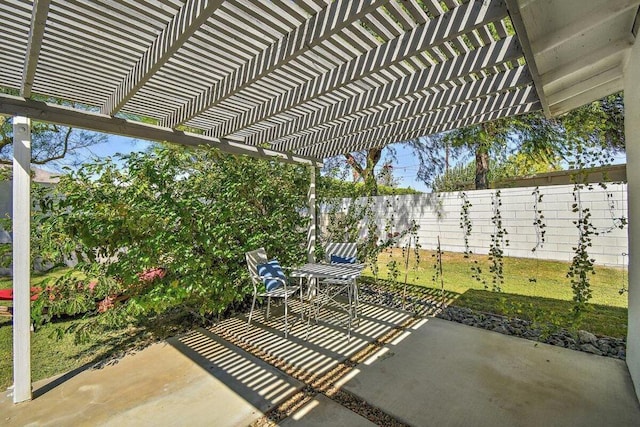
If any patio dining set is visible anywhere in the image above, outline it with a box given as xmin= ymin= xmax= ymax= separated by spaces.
xmin=245 ymin=243 xmax=364 ymax=339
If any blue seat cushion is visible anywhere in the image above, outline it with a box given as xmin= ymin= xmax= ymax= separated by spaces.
xmin=331 ymin=254 xmax=357 ymax=264
xmin=256 ymin=260 xmax=286 ymax=291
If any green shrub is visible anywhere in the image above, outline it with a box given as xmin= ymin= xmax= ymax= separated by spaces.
xmin=26 ymin=146 xmax=310 ymax=338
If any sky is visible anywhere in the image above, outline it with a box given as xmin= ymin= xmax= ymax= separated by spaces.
xmin=62 ymin=135 xmax=154 ymax=165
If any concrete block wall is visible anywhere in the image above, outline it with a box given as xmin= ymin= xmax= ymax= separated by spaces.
xmin=321 ymin=183 xmax=628 ymax=267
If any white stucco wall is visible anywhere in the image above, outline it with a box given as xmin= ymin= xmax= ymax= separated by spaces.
xmin=322 ymin=183 xmax=629 ymax=267
xmin=624 ymin=34 xmax=640 ymax=400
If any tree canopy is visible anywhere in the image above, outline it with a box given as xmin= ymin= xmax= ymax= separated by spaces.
xmin=327 ymin=92 xmax=624 ymax=194
xmin=437 ymin=93 xmax=625 ymax=190
xmin=433 ymin=153 xmax=562 ymax=192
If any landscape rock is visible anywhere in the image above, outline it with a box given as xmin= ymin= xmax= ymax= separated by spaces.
xmin=580 ymin=344 xmax=603 ymax=356
xmin=434 ymin=305 xmax=625 ymax=360
xmin=578 ymin=330 xmax=598 ymax=345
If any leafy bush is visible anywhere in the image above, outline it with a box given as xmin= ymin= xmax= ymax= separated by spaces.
xmin=26 ymin=146 xmax=310 ymax=337
xmin=318 ymin=175 xmax=420 ymax=197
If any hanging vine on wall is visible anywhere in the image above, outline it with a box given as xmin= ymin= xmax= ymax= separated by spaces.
xmin=488 ymin=190 xmax=509 ymax=293
xmin=401 ymin=220 xmax=420 ymax=309
xmin=531 ymin=187 xmax=546 ymax=253
xmin=459 ymin=192 xmax=472 ymax=258
xmin=412 ymin=230 xmax=421 ymax=285
xmin=567 ymin=182 xmax=598 ymax=316
xmin=432 ymin=235 xmax=445 ymax=307
xmin=563 ymin=133 xmax=627 ymax=316
xmin=600 ymin=188 xmax=628 ymax=234
xmin=529 ymin=187 xmax=546 ymax=284
xmin=459 ymin=192 xmax=486 ymax=288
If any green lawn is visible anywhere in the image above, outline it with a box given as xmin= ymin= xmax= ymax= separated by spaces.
xmin=0 ymin=268 xmax=143 ymax=391
xmin=367 ymin=248 xmax=628 ymax=338
xmin=370 ymin=248 xmax=628 ymax=308
xmin=0 ymin=316 xmax=132 ymax=391
xmin=451 ymin=289 xmax=627 ymax=338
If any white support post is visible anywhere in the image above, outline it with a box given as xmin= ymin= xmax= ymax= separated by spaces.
xmin=307 ymin=167 xmax=317 ymax=263
xmin=625 ymin=37 xmax=640 ymax=402
xmin=12 ymin=116 xmax=31 ymax=403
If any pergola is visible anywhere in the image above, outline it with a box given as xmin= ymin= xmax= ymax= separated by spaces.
xmin=1 ymin=0 xmax=639 ymax=404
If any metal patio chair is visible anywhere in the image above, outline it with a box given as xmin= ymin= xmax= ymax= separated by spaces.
xmin=245 ymin=247 xmax=301 ymax=338
xmin=320 ymin=242 xmax=360 ymax=327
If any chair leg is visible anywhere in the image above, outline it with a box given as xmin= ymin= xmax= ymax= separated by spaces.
xmin=266 ymin=296 xmax=271 ymax=320
xmin=353 ymin=280 xmax=359 ymax=326
xmin=347 ymin=282 xmax=353 ymax=341
xmin=299 ymin=282 xmax=305 ymax=321
xmin=284 ymin=293 xmax=289 ymax=338
xmin=248 ymin=293 xmax=257 ymax=330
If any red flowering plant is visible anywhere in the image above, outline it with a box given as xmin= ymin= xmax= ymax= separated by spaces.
xmin=137 ymin=267 xmax=167 ymax=283
xmin=31 ymin=265 xmax=169 ymax=330
xmin=31 ymin=268 xmax=123 ymax=328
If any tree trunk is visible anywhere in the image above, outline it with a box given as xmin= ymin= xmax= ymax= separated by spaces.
xmin=344 ymin=147 xmax=383 ymax=196
xmin=364 ymin=147 xmax=382 ymax=196
xmin=445 ymin=143 xmax=450 ymax=173
xmin=475 ymin=149 xmax=489 ymax=190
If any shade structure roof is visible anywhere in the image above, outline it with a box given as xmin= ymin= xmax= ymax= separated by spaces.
xmin=0 ymin=0 xmax=638 ymax=165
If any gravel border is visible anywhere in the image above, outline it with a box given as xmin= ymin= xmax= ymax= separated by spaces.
xmin=437 ymin=306 xmax=626 ymax=359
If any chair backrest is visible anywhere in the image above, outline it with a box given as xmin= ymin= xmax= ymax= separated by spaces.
xmin=246 ymin=247 xmax=268 ymax=285
xmin=324 ymin=242 xmax=357 ymax=262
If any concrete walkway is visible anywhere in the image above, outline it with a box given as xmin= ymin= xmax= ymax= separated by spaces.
xmin=343 ymin=317 xmax=640 ymax=427
xmin=2 ymin=304 xmax=639 ymax=426
xmin=1 ymin=331 xmax=303 ymax=426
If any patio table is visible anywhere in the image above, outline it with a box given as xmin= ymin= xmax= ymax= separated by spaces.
xmin=290 ymin=262 xmax=364 ymax=338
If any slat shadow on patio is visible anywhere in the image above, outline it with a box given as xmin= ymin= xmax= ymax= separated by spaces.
xmin=212 ymin=299 xmax=413 ymax=378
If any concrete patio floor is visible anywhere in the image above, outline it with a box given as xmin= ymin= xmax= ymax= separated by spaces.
xmin=2 ymin=301 xmax=640 ymax=426
xmin=343 ymin=317 xmax=640 ymax=426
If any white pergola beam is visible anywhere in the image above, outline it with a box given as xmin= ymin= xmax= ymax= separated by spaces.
xmin=504 ymin=0 xmax=552 ymax=117
xmin=21 ymin=0 xmax=50 ymax=98
xmin=161 ymin=0 xmax=388 ymax=128
xmin=0 ymin=95 xmax=321 ymax=167
xmin=539 ymin=37 xmax=634 ymax=88
xmin=530 ymin=0 xmax=640 ymax=56
xmin=546 ymin=66 xmax=623 ymax=112
xmin=548 ymin=76 xmax=624 ymax=117
xmin=12 ymin=116 xmax=31 ymax=403
xmin=270 ymin=56 xmax=529 ymax=153
xmin=316 ymin=100 xmax=541 ymax=159
xmin=209 ymin=0 xmax=509 ymax=138
xmin=301 ymin=85 xmax=538 ymax=157
xmin=100 ymin=0 xmax=225 ymax=116
xmin=624 ymin=26 xmax=640 ymax=402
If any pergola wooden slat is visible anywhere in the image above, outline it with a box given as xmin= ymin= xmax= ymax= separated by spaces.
xmin=206 ymin=0 xmax=510 ymax=140
xmin=161 ymin=0 xmax=388 ymax=129
xmin=270 ymin=66 xmax=533 ymax=154
xmin=4 ymin=0 xmax=538 ymax=164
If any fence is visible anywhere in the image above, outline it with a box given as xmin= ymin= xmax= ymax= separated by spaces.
xmin=320 ymin=183 xmax=628 ymax=267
